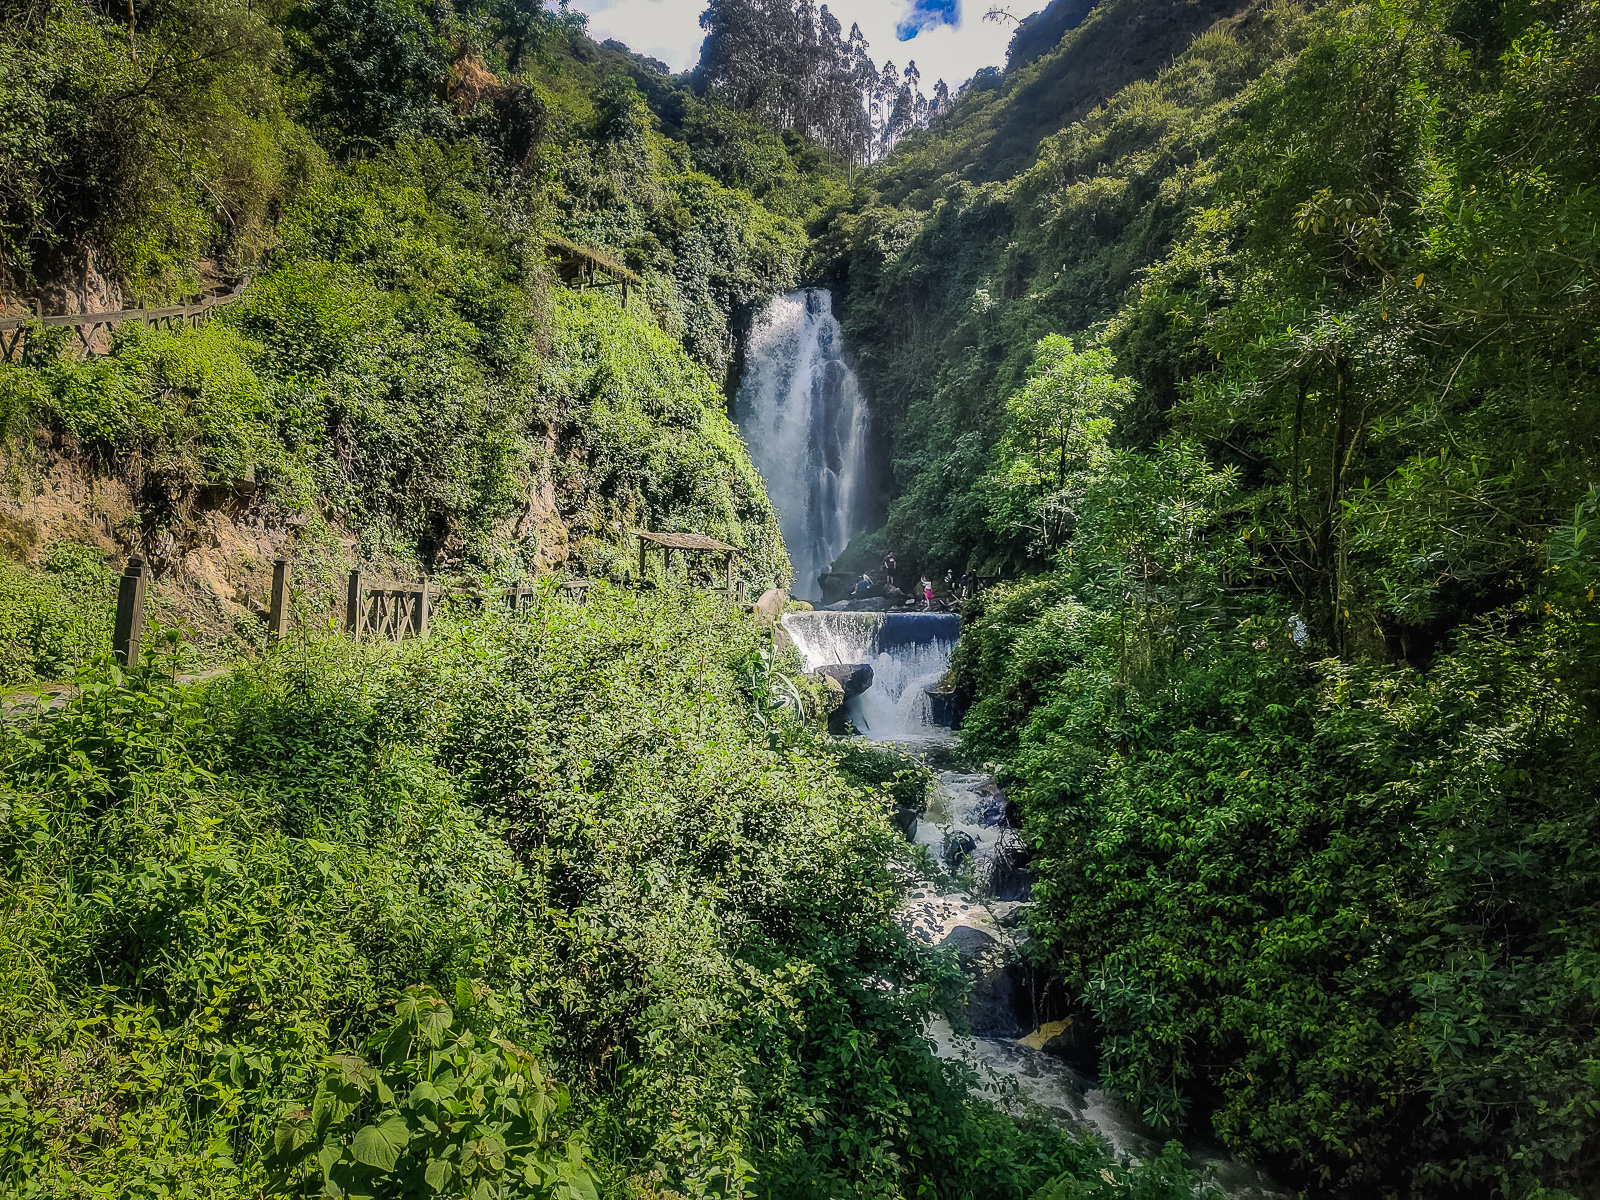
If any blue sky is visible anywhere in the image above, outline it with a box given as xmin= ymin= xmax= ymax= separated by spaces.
xmin=569 ymin=0 xmax=1047 ymax=91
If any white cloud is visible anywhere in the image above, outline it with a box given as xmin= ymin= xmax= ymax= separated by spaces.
xmin=569 ymin=0 xmax=1046 ymax=90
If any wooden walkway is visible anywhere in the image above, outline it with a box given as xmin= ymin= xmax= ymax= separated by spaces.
xmin=0 ymin=278 xmax=250 ymax=361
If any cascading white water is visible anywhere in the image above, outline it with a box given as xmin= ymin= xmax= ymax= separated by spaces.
xmin=782 ymin=611 xmax=957 ymax=740
xmin=736 ymin=289 xmax=871 ymax=601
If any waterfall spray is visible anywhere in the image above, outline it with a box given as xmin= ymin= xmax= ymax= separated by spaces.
xmin=736 ymin=289 xmax=871 ymax=601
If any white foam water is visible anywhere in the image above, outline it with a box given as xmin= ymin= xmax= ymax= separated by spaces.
xmin=780 ymin=611 xmax=956 ymax=740
xmin=736 ymin=290 xmax=871 ymax=601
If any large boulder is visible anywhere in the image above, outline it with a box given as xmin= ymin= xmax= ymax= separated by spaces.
xmin=1039 ymin=1012 xmax=1101 ymax=1072
xmin=818 ymin=572 xmax=860 ymax=605
xmin=753 ymin=588 xmax=788 ymax=625
xmin=940 ymin=925 xmax=1025 ymax=1037
xmin=975 ymin=828 xmax=1034 ymax=901
xmin=812 ymin=662 xmax=873 ymax=699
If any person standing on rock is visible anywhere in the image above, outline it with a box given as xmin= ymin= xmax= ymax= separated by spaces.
xmin=882 ymin=551 xmax=897 ymax=590
xmin=920 ymin=577 xmax=934 ymax=609
xmin=943 ymin=568 xmax=955 ymax=598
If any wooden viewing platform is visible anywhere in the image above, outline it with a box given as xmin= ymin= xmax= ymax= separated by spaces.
xmin=546 ymin=237 xmax=641 ymax=302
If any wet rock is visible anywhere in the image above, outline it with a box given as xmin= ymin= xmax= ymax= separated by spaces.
xmin=817 ymin=572 xmax=859 ymax=605
xmin=940 ymin=923 xmax=1001 ymax=969
xmin=940 ymin=926 xmax=1025 ymax=1038
xmin=812 ymin=662 xmax=873 ymax=698
xmin=975 ymin=829 xmax=1033 ymax=901
xmin=989 ymin=900 xmax=1032 ymax=929
xmin=928 ymin=684 xmax=960 ymax=732
xmin=815 ymin=673 xmax=846 ymax=716
xmin=1038 ymin=1012 xmax=1101 ymax=1073
xmin=944 ymin=830 xmax=977 ymax=871
xmin=890 ymin=806 xmax=919 ymax=841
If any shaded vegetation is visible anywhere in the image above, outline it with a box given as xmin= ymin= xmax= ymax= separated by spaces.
xmin=829 ymin=0 xmax=1600 ymax=1189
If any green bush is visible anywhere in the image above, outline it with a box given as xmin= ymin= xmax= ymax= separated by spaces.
xmin=0 ymin=542 xmax=115 ymax=686
xmin=0 ymin=590 xmax=1193 ymax=1198
xmin=958 ymin=580 xmax=1600 ymax=1194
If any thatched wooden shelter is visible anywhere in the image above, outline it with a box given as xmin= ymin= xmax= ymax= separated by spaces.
xmin=546 ymin=237 xmax=641 ymax=302
xmin=637 ymin=531 xmax=740 ymax=596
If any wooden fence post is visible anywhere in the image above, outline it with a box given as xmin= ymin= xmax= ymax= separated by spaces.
xmin=417 ymin=578 xmax=431 ymax=638
xmin=269 ymin=558 xmax=290 ymax=644
xmin=113 ymin=555 xmax=147 ymax=668
xmin=346 ymin=568 xmax=363 ymax=638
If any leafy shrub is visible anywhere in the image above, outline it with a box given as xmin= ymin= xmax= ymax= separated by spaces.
xmin=0 ymin=541 xmax=115 ymax=686
xmin=0 ymin=591 xmax=1191 ymax=1198
xmin=959 ymin=579 xmax=1600 ymax=1194
xmin=268 ymin=983 xmax=598 ymax=1199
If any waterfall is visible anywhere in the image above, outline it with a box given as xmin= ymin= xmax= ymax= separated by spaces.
xmin=736 ymin=289 xmax=871 ymax=601
xmin=783 ymin=611 xmax=959 ymax=739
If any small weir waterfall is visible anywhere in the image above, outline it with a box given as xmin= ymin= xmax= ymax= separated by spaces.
xmin=782 ymin=611 xmax=957 ymax=740
xmin=736 ymin=289 xmax=871 ymax=601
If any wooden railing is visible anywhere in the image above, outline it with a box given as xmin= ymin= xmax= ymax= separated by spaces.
xmin=101 ymin=556 xmax=597 ymax=666
xmin=0 ymin=277 xmax=250 ymax=361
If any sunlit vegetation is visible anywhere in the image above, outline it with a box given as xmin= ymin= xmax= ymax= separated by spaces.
xmin=0 ymin=592 xmax=1198 ymax=1197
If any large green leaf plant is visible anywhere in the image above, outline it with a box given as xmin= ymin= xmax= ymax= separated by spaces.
xmin=268 ymin=982 xmax=598 ymax=1199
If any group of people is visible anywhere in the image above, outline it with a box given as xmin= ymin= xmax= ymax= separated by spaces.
xmin=850 ymin=552 xmax=972 ymax=609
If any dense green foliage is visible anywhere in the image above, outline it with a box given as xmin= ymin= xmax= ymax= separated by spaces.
xmin=0 ymin=0 xmax=852 ymax=682
xmin=813 ymin=0 xmax=1600 ymax=1192
xmin=0 ymin=590 xmax=1198 ymax=1198
xmin=0 ymin=540 xmax=115 ymax=684
xmin=0 ymin=0 xmax=860 ymax=620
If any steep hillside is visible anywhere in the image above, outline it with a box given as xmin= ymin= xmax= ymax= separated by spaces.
xmin=862 ymin=0 xmax=1259 ymax=203
xmin=0 ymin=0 xmax=844 ymax=684
xmin=823 ymin=0 xmax=1600 ymax=1192
xmin=819 ymin=0 xmax=1309 ymax=574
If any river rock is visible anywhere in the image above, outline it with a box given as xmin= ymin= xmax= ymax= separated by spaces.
xmin=940 ymin=923 xmax=1002 ymax=970
xmin=975 ymin=828 xmax=1033 ymax=901
xmin=890 ymin=806 xmax=919 ymax=841
xmin=940 ymin=925 xmax=1025 ymax=1037
xmin=1037 ymin=1012 xmax=1101 ymax=1072
xmin=943 ymin=830 xmax=977 ymax=871
xmin=989 ymin=900 xmax=1032 ymax=929
xmin=812 ymin=662 xmax=873 ymax=698
xmin=817 ymin=572 xmax=859 ymax=605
